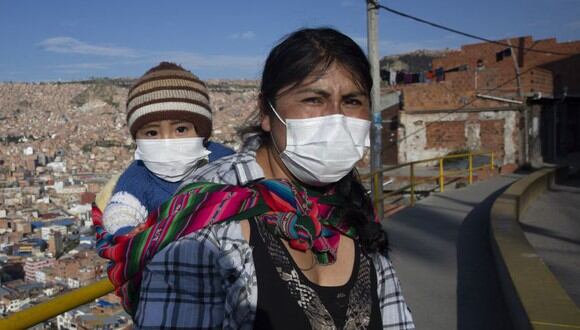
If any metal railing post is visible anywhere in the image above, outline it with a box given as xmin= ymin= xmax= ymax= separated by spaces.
xmin=439 ymin=158 xmax=444 ymax=192
xmin=410 ymin=162 xmax=415 ymax=206
xmin=468 ymin=152 xmax=473 ymax=184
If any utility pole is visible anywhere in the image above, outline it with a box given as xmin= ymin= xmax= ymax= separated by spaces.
xmin=506 ymin=39 xmax=528 ymax=165
xmin=506 ymin=39 xmax=523 ymax=99
xmin=367 ymin=0 xmax=384 ymax=220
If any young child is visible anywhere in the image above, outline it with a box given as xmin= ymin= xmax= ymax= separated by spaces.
xmin=101 ymin=62 xmax=234 ymax=235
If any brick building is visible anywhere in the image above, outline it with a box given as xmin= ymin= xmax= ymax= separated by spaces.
xmin=382 ymin=36 xmax=580 ymax=167
xmin=23 ymin=257 xmax=53 ymax=282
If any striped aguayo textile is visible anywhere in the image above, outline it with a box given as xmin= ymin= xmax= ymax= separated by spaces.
xmin=94 ymin=179 xmax=361 ymax=315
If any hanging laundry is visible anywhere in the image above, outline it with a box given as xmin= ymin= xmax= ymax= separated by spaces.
xmin=426 ymin=70 xmax=435 ymax=82
xmin=403 ymin=72 xmax=413 ymax=84
xmin=411 ymin=73 xmax=420 ymax=83
xmin=419 ymin=71 xmax=426 ymax=83
xmin=380 ymin=69 xmax=390 ymax=82
xmin=396 ymin=71 xmax=405 ymax=84
xmin=435 ymin=67 xmax=445 ymax=82
xmin=389 ymin=69 xmax=396 ymax=86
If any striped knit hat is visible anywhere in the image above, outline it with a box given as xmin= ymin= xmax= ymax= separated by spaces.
xmin=126 ymin=62 xmax=212 ymax=138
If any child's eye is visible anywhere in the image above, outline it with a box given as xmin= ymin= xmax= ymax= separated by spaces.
xmin=145 ymin=130 xmax=158 ymax=137
xmin=176 ymin=126 xmax=189 ymax=134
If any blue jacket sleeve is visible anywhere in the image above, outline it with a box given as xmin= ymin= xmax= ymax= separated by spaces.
xmin=207 ymin=141 xmax=235 ymax=162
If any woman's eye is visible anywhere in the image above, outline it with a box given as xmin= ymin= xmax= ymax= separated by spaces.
xmin=145 ymin=130 xmax=158 ymax=137
xmin=345 ymin=98 xmax=363 ymax=106
xmin=303 ymin=97 xmax=322 ymax=104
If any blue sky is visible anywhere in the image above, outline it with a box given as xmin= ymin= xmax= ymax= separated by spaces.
xmin=1 ymin=0 xmax=579 ymax=82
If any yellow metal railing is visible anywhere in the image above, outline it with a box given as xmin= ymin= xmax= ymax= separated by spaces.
xmin=362 ymin=151 xmax=495 ymax=209
xmin=0 ymin=278 xmax=114 ymax=329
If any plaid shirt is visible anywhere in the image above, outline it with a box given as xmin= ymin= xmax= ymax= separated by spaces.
xmin=178 ymin=134 xmax=265 ymax=189
xmin=134 ymin=221 xmax=414 ymax=329
xmin=135 ymin=134 xmax=414 ymax=329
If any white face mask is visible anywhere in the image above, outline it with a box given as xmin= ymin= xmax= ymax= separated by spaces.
xmin=268 ymin=102 xmax=370 ymax=186
xmin=134 ymin=137 xmax=211 ymax=182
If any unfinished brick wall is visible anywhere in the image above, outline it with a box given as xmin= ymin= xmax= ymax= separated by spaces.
xmin=426 ymin=121 xmax=466 ymax=149
xmin=400 ymin=52 xmax=560 ymax=112
xmin=432 ymin=36 xmax=580 ymax=95
xmin=521 ymin=68 xmax=554 ymax=95
xmin=399 ymin=110 xmax=519 ymax=165
xmin=480 ymin=120 xmax=505 ymax=160
xmin=401 ymin=82 xmax=519 ymax=112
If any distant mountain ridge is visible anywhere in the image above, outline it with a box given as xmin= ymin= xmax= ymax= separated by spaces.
xmin=58 ymin=77 xmax=260 ymax=93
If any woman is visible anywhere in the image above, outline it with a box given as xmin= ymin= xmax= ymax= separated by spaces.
xmin=98 ymin=27 xmax=414 ymax=329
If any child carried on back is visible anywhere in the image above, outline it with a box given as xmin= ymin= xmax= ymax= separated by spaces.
xmin=100 ymin=62 xmax=234 ymax=236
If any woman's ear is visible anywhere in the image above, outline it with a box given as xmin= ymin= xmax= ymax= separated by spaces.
xmin=261 ymin=113 xmax=272 ymax=133
xmin=258 ymin=94 xmax=272 ymax=133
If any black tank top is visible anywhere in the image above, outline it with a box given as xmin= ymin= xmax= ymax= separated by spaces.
xmin=249 ymin=218 xmax=382 ymax=329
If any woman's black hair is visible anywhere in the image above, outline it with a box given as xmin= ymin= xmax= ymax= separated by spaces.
xmin=260 ymin=27 xmax=389 ymax=255
xmin=260 ymin=27 xmax=372 ymax=109
xmin=335 ymin=170 xmax=389 ymax=256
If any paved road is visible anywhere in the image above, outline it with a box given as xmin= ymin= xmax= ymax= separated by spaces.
xmin=383 ymin=175 xmax=521 ymax=330
xmin=520 ymin=178 xmax=580 ymax=307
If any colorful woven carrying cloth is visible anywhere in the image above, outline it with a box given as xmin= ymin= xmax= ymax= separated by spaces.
xmin=94 ymin=179 xmax=372 ymax=315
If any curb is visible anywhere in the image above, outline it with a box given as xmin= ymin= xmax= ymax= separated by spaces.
xmin=490 ymin=168 xmax=580 ymax=329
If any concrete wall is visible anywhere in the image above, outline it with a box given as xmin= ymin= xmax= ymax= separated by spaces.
xmin=398 ymin=109 xmax=520 ymax=165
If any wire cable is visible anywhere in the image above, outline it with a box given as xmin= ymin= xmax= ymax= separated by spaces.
xmin=373 ymin=2 xmax=576 ymax=57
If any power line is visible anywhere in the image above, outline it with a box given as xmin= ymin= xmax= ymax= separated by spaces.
xmin=374 ymin=3 xmax=576 ymax=57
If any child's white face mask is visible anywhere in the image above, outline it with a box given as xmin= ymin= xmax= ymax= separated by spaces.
xmin=268 ymin=102 xmax=370 ymax=186
xmin=134 ymin=137 xmax=211 ymax=182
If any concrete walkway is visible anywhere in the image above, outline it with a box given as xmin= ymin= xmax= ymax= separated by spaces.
xmin=520 ymin=177 xmax=580 ymax=307
xmin=383 ymin=175 xmax=521 ymax=330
